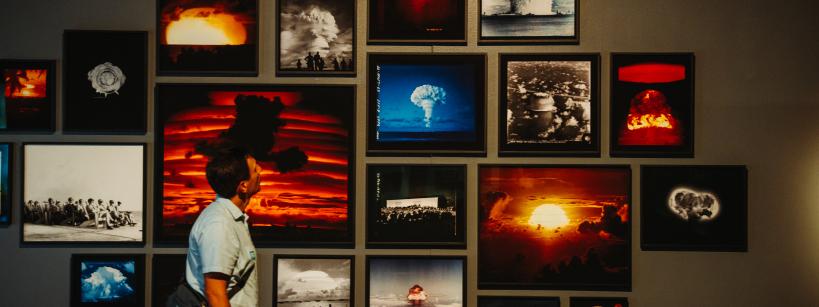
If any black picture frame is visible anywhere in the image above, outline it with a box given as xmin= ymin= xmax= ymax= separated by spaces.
xmin=21 ymin=143 xmax=147 ymax=246
xmin=154 ymin=83 xmax=356 ymax=248
xmin=498 ymin=53 xmax=600 ymax=157
xmin=151 ymin=254 xmax=187 ymax=307
xmin=63 ymin=30 xmax=148 ymax=134
xmin=610 ymin=53 xmax=695 ymax=157
xmin=70 ymin=253 xmax=146 ymax=307
xmin=367 ymin=53 xmax=487 ymax=156
xmin=477 ymin=164 xmax=632 ymax=291
xmin=0 ymin=143 xmax=12 ymax=225
xmin=365 ymin=164 xmax=467 ymax=249
xmin=276 ymin=0 xmax=356 ymax=77
xmin=273 ymin=254 xmax=355 ymax=307
xmin=366 ymin=255 xmax=467 ymax=307
xmin=156 ymin=0 xmax=260 ymax=76
xmin=641 ymin=165 xmax=748 ymax=252
xmin=478 ymin=296 xmax=561 ymax=307
xmin=0 ymin=59 xmax=56 ymax=132
xmin=367 ymin=0 xmax=466 ymax=45
xmin=478 ymin=0 xmax=579 ymax=45
xmin=570 ymin=297 xmax=629 ymax=307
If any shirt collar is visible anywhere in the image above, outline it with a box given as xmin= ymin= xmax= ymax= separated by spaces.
xmin=214 ymin=196 xmax=248 ymax=223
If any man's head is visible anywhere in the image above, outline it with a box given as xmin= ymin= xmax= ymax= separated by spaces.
xmin=205 ymin=144 xmax=263 ymax=200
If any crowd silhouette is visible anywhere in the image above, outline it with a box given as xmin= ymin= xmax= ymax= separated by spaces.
xmin=295 ymin=52 xmax=352 ymax=71
xmin=24 ymin=197 xmax=136 ymax=230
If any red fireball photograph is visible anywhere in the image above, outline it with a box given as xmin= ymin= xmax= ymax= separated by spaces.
xmin=155 ymin=84 xmax=354 ymax=247
xmin=157 ymin=0 xmax=258 ymax=75
xmin=368 ymin=0 xmax=466 ymax=44
xmin=610 ymin=53 xmax=694 ymax=157
xmin=478 ymin=165 xmax=631 ymax=291
xmin=0 ymin=60 xmax=55 ymax=131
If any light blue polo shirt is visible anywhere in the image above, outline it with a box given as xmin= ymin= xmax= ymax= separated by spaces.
xmin=186 ymin=197 xmax=258 ymax=306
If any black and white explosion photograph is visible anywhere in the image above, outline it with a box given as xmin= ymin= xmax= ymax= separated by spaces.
xmin=504 ymin=59 xmax=592 ymax=146
xmin=22 ymin=144 xmax=144 ymax=243
xmin=276 ymin=257 xmax=352 ymax=307
xmin=279 ymin=0 xmax=355 ymax=74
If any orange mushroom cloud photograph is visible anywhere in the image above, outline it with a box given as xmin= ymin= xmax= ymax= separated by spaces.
xmin=478 ymin=165 xmax=631 ymax=291
xmin=0 ymin=60 xmax=55 ymax=131
xmin=610 ymin=53 xmax=695 ymax=157
xmin=155 ymin=84 xmax=354 ymax=247
xmin=158 ymin=0 xmax=257 ymax=75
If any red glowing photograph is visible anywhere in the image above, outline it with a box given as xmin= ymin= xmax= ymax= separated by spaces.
xmin=155 ymin=84 xmax=354 ymax=247
xmin=478 ymin=165 xmax=631 ymax=290
xmin=368 ymin=0 xmax=466 ymax=44
xmin=610 ymin=53 xmax=694 ymax=157
xmin=0 ymin=60 xmax=55 ymax=132
xmin=157 ymin=0 xmax=258 ymax=75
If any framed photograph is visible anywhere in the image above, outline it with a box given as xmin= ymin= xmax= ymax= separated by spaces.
xmin=70 ymin=254 xmax=145 ymax=307
xmin=478 ymin=296 xmax=560 ymax=307
xmin=479 ymin=0 xmax=579 ymax=44
xmin=366 ymin=164 xmax=466 ymax=249
xmin=366 ymin=256 xmax=466 ymax=307
xmin=610 ymin=53 xmax=695 ymax=157
xmin=21 ymin=143 xmax=146 ymax=245
xmin=151 ymin=254 xmax=187 ymax=307
xmin=157 ymin=0 xmax=259 ymax=76
xmin=368 ymin=0 xmax=466 ymax=44
xmin=277 ymin=0 xmax=356 ymax=77
xmin=274 ymin=255 xmax=354 ymax=307
xmin=478 ymin=165 xmax=631 ymax=291
xmin=0 ymin=143 xmax=11 ymax=225
xmin=367 ymin=53 xmax=486 ymax=156
xmin=0 ymin=59 xmax=55 ymax=132
xmin=641 ymin=165 xmax=748 ymax=251
xmin=499 ymin=53 xmax=599 ymax=156
xmin=155 ymin=84 xmax=355 ymax=247
xmin=63 ymin=30 xmax=147 ymax=134
xmin=571 ymin=297 xmax=629 ymax=307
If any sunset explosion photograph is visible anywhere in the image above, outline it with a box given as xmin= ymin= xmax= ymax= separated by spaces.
xmin=478 ymin=165 xmax=631 ymax=290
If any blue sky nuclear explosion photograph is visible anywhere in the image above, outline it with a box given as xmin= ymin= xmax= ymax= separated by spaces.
xmin=80 ymin=260 xmax=136 ymax=303
xmin=377 ymin=63 xmax=477 ymax=142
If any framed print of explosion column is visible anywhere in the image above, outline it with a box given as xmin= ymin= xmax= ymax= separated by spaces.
xmin=479 ymin=0 xmax=579 ymax=44
xmin=21 ymin=143 xmax=146 ymax=244
xmin=155 ymin=84 xmax=355 ymax=247
xmin=368 ymin=0 xmax=466 ymax=44
xmin=157 ymin=0 xmax=258 ymax=76
xmin=63 ymin=30 xmax=147 ymax=134
xmin=366 ymin=256 xmax=466 ymax=307
xmin=367 ymin=53 xmax=486 ymax=156
xmin=70 ymin=254 xmax=145 ymax=307
xmin=0 ymin=143 xmax=11 ymax=225
xmin=274 ymin=255 xmax=354 ymax=307
xmin=610 ymin=53 xmax=695 ymax=157
xmin=478 ymin=165 xmax=631 ymax=291
xmin=0 ymin=60 xmax=55 ymax=132
xmin=641 ymin=165 xmax=748 ymax=252
xmin=277 ymin=0 xmax=356 ymax=77
xmin=366 ymin=164 xmax=467 ymax=248
xmin=499 ymin=53 xmax=599 ymax=156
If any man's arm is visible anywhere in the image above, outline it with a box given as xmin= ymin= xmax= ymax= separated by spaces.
xmin=204 ymin=272 xmax=231 ymax=307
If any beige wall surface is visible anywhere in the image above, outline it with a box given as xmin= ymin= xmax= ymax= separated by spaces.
xmin=1 ymin=0 xmax=818 ymax=306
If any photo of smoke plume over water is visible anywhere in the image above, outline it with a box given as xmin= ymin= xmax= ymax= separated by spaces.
xmin=156 ymin=84 xmax=354 ymax=246
xmin=478 ymin=165 xmax=631 ymax=290
xmin=278 ymin=0 xmax=354 ymax=75
xmin=641 ymin=165 xmax=747 ymax=251
xmin=368 ymin=257 xmax=465 ymax=307
xmin=367 ymin=165 xmax=465 ymax=248
xmin=72 ymin=254 xmax=144 ymax=307
xmin=481 ymin=0 xmax=575 ymax=38
xmin=374 ymin=61 xmax=480 ymax=142
xmin=276 ymin=257 xmax=352 ymax=307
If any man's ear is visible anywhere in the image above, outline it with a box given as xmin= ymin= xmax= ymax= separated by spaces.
xmin=237 ymin=180 xmax=249 ymax=195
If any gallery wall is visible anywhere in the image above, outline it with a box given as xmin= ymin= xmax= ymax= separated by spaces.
xmin=1 ymin=0 xmax=819 ymax=306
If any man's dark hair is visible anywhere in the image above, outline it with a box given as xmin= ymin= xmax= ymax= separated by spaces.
xmin=202 ymin=142 xmax=251 ymax=198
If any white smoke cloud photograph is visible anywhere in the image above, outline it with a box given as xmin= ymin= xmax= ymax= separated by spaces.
xmin=276 ymin=256 xmax=353 ymax=307
xmin=278 ymin=0 xmax=354 ymax=75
